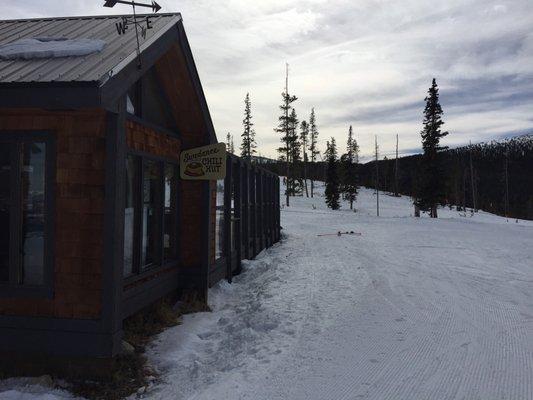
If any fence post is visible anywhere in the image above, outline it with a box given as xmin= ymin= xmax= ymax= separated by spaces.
xmin=242 ymin=165 xmax=249 ymax=260
xmin=268 ymin=175 xmax=274 ymax=246
xmin=224 ymin=156 xmax=233 ymax=283
xmin=234 ymin=159 xmax=242 ymax=274
xmin=276 ymin=177 xmax=281 ymax=241
xmin=250 ymin=167 xmax=257 ymax=257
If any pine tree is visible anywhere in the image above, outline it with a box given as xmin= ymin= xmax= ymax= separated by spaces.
xmin=288 ymin=108 xmax=303 ymax=195
xmin=226 ymin=132 xmax=235 ymax=154
xmin=415 ymin=78 xmax=449 ymax=218
xmin=309 ymin=108 xmax=320 ymax=197
xmin=325 ymin=138 xmax=340 ymax=210
xmin=300 ymin=120 xmax=309 ymax=197
xmin=341 ymin=125 xmax=359 ymax=210
xmin=275 ymin=88 xmax=298 ymax=204
xmin=240 ymin=93 xmax=257 ymax=162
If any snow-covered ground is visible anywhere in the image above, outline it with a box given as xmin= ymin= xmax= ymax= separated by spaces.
xmin=2 ymin=183 xmax=533 ymax=399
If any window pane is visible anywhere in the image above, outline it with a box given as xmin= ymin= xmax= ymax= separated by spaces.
xmin=163 ymin=164 xmax=177 ymax=261
xmin=21 ymin=142 xmax=46 ymax=285
xmin=0 ymin=145 xmax=10 ymax=282
xmin=215 ymin=179 xmax=224 ymax=260
xmin=231 ymin=179 xmax=236 ymax=252
xmin=141 ymin=161 xmax=159 ymax=269
xmin=124 ymin=155 xmax=136 ymax=276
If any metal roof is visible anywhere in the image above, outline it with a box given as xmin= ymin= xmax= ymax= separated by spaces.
xmin=0 ymin=13 xmax=181 ymax=84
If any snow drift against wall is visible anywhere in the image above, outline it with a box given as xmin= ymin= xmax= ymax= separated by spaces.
xmin=0 ymin=37 xmax=106 ymax=60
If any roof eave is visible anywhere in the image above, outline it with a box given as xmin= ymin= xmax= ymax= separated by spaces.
xmin=99 ymin=14 xmax=182 ymax=110
xmin=0 ymin=81 xmax=101 ymax=109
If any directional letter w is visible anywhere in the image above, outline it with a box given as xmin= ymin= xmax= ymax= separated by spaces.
xmin=116 ymin=21 xmax=128 ymax=35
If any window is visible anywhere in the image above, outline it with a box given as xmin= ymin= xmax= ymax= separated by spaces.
xmin=127 ymin=79 xmax=142 ymax=117
xmin=0 ymin=132 xmax=53 ymax=294
xmin=123 ymin=155 xmax=137 ymax=276
xmin=141 ymin=160 xmax=160 ymax=269
xmin=0 ymin=145 xmax=10 ymax=282
xmin=123 ymin=154 xmax=179 ymax=278
xmin=215 ymin=179 xmax=224 ymax=260
xmin=164 ymin=164 xmax=178 ymax=261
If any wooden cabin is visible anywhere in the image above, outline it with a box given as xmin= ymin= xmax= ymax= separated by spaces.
xmin=0 ymin=13 xmax=280 ymax=369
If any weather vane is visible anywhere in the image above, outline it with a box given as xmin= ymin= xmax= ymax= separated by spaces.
xmin=103 ymin=0 xmax=162 ymax=68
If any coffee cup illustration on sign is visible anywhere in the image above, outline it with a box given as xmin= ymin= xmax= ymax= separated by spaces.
xmin=184 ymin=161 xmax=205 ymax=177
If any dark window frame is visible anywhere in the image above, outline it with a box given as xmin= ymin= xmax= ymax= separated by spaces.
xmin=0 ymin=130 xmax=55 ymax=299
xmin=127 ymin=79 xmax=143 ymax=118
xmin=123 ymin=150 xmax=180 ymax=285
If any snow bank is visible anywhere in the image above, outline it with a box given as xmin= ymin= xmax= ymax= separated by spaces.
xmin=0 ymin=37 xmax=106 ymax=60
xmin=0 ymin=377 xmax=78 ymax=399
xmin=1 ymin=183 xmax=532 ymax=400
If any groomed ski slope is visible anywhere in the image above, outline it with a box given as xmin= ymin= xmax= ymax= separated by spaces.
xmin=146 ymin=183 xmax=533 ymax=400
xmin=2 ymin=183 xmax=533 ymax=400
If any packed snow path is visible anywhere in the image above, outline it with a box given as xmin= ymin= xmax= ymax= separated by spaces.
xmin=146 ymin=185 xmax=533 ymax=400
xmin=1 ymin=185 xmax=532 ymax=400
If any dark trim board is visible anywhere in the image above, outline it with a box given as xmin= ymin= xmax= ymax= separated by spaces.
xmin=177 ymin=266 xmax=209 ymax=290
xmin=0 ymin=315 xmax=104 ymax=333
xmin=200 ymin=181 xmax=211 ymax=300
xmin=126 ymin=114 xmax=181 ymax=141
xmin=100 ymin=102 xmax=126 ymax=353
xmin=121 ymin=269 xmax=180 ymax=319
xmin=0 ymin=326 xmax=121 ymax=358
xmin=209 ymin=258 xmax=227 ymax=288
xmin=0 ymin=84 xmax=100 ymax=109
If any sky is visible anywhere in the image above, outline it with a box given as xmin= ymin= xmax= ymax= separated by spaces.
xmin=4 ymin=0 xmax=533 ymax=160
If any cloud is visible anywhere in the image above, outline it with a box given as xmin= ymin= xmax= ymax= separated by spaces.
xmin=3 ymin=0 xmax=533 ymax=159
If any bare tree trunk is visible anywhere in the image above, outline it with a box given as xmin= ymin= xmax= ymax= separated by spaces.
xmin=414 ymin=204 xmax=420 ymax=217
xmin=285 ymin=63 xmax=290 ymax=207
xmin=463 ymin=168 xmax=467 ymax=212
xmin=469 ymin=142 xmax=476 ymax=212
xmin=505 ymin=149 xmax=509 ymax=218
xmin=375 ymin=136 xmax=380 ymax=217
xmin=303 ymin=154 xmax=309 ymax=197
xmin=394 ymin=134 xmax=399 ymax=197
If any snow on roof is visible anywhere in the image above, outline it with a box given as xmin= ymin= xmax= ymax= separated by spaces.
xmin=0 ymin=37 xmax=106 ymax=60
xmin=0 ymin=13 xmax=181 ymax=84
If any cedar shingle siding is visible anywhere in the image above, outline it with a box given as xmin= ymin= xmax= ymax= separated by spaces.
xmin=0 ymin=109 xmax=106 ymax=319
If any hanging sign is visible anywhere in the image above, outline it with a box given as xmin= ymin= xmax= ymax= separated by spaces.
xmin=180 ymin=143 xmax=227 ymax=180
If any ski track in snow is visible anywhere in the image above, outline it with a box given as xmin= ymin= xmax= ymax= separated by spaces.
xmin=2 ymin=183 xmax=533 ymax=400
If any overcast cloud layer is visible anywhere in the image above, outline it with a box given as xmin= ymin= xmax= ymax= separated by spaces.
xmin=5 ymin=0 xmax=533 ymax=159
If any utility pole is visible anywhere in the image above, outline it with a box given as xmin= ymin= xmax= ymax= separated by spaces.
xmin=469 ymin=141 xmax=476 ymax=212
xmin=375 ymin=135 xmax=380 ymax=217
xmin=463 ymin=166 xmax=467 ymax=212
xmin=505 ymin=146 xmax=510 ymax=219
xmin=394 ymin=134 xmax=399 ymax=197
xmin=285 ymin=63 xmax=290 ymax=207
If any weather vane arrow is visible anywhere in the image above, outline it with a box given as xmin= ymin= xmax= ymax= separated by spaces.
xmin=103 ymin=0 xmax=163 ymax=68
xmin=104 ymin=0 xmax=161 ymax=13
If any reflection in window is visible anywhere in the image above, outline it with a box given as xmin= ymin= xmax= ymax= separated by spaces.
xmin=20 ymin=143 xmax=46 ymax=285
xmin=0 ymin=139 xmax=49 ymax=288
xmin=164 ymin=164 xmax=177 ymax=261
xmin=0 ymin=145 xmax=10 ymax=282
xmin=141 ymin=160 xmax=159 ymax=269
xmin=231 ymin=178 xmax=237 ymax=252
xmin=124 ymin=155 xmax=136 ymax=276
xmin=123 ymin=155 xmax=179 ymax=277
xmin=215 ymin=179 xmax=224 ymax=260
